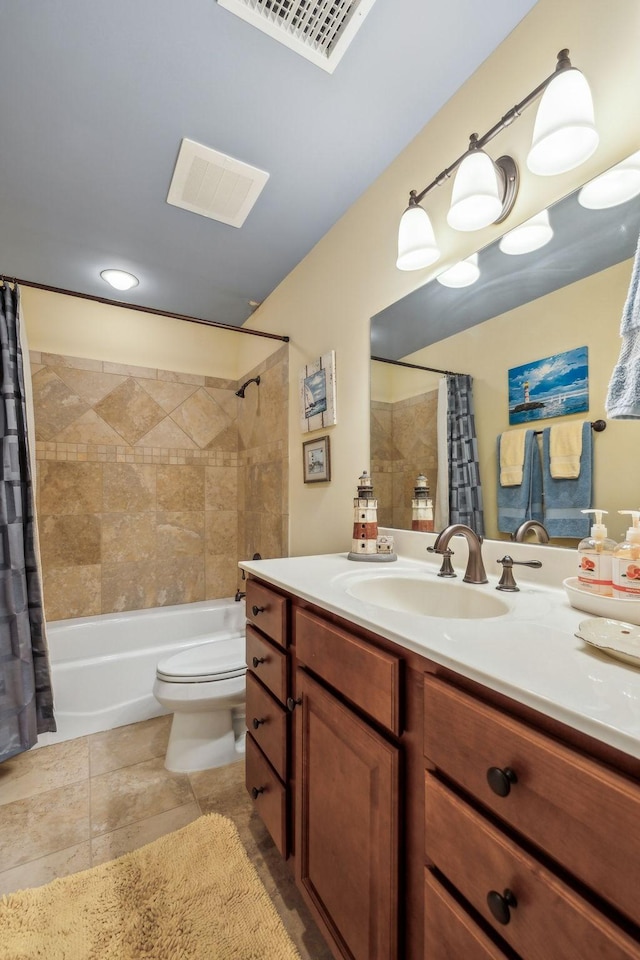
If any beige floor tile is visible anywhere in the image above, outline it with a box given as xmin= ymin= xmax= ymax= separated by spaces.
xmin=0 ymin=738 xmax=89 ymax=806
xmin=0 ymin=781 xmax=90 ymax=871
xmin=90 ymin=757 xmax=193 ymax=836
xmin=0 ymin=842 xmax=91 ymax=897
xmin=188 ymin=757 xmax=245 ymax=801
xmin=88 ymin=715 xmax=171 ymax=776
xmin=91 ymin=801 xmax=201 ymax=866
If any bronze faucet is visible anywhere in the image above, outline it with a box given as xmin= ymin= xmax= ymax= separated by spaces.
xmin=511 ymin=520 xmax=550 ymax=544
xmin=432 ymin=524 xmax=488 ymax=584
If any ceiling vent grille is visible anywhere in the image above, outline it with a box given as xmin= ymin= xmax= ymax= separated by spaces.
xmin=217 ymin=0 xmax=376 ymax=73
xmin=167 ymin=139 xmax=269 ymax=228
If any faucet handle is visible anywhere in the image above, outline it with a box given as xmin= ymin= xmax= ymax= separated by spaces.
xmin=496 ymin=555 xmax=542 ymax=592
xmin=427 ymin=546 xmax=456 ymax=578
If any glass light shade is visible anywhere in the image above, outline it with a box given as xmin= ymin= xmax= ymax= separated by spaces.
xmin=527 ymin=68 xmax=599 ymax=176
xmin=100 ymin=269 xmax=139 ymax=290
xmin=499 ymin=209 xmax=553 ymax=255
xmin=436 ymin=253 xmax=480 ymax=288
xmin=396 ymin=204 xmax=441 ymax=271
xmin=447 ymin=150 xmax=503 ymax=231
xmin=578 ymin=150 xmax=640 ymax=209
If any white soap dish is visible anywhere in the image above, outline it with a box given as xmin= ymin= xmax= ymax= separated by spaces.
xmin=563 ymin=577 xmax=640 ymax=627
xmin=575 ymin=617 xmax=640 ymax=668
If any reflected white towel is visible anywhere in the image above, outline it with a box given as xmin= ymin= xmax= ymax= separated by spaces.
xmin=606 ymin=231 xmax=640 ymax=419
xmin=549 ymin=421 xmax=583 ymax=478
xmin=499 ymin=429 xmax=527 ymax=486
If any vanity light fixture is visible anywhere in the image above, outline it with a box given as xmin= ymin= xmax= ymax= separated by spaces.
xmin=436 ymin=253 xmax=480 ymax=288
xmin=499 ymin=209 xmax=554 ymax=256
xmin=100 ymin=269 xmax=139 ymax=291
xmin=397 ymin=49 xmax=597 ymax=272
xmin=578 ymin=149 xmax=640 ymax=209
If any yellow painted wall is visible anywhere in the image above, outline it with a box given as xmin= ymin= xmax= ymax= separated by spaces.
xmin=243 ymin=0 xmax=640 ymax=556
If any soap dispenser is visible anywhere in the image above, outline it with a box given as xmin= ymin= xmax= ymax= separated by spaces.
xmin=612 ymin=510 xmax=640 ymax=599
xmin=577 ymin=510 xmax=615 ymax=596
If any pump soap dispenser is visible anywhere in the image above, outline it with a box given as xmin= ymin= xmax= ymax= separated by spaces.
xmin=577 ymin=510 xmax=616 ymax=596
xmin=612 ymin=511 xmax=640 ymax=599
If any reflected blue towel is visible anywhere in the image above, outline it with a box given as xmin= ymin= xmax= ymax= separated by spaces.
xmin=497 ymin=430 xmax=543 ymax=534
xmin=542 ymin=421 xmax=592 ymax=538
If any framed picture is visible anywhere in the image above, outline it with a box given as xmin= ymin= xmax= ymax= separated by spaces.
xmin=303 ymin=435 xmax=331 ymax=483
xmin=508 ymin=346 xmax=589 ymax=425
xmin=299 ymin=350 xmax=337 ymax=432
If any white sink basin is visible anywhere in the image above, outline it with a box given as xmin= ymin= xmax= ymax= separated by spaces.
xmin=345 ymin=576 xmax=510 ymax=619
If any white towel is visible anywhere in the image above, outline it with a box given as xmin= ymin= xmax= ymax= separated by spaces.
xmin=549 ymin=421 xmax=584 ymax=478
xmin=606 ymin=230 xmax=640 ymax=419
xmin=499 ymin=429 xmax=527 ymax=486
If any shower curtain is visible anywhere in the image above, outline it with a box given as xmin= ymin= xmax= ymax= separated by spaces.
xmin=446 ymin=374 xmax=484 ymax=536
xmin=0 ymin=283 xmax=55 ymax=762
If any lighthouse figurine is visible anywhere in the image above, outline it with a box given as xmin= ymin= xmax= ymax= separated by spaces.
xmin=411 ymin=473 xmax=434 ymax=532
xmin=347 ymin=470 xmax=397 ymax=562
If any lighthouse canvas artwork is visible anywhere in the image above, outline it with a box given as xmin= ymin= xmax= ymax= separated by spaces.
xmin=508 ymin=346 xmax=589 ymax=425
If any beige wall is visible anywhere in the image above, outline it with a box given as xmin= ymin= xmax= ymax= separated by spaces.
xmin=242 ymin=0 xmax=640 ymax=556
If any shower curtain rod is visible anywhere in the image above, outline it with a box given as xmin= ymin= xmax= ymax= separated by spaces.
xmin=0 ymin=274 xmax=290 ymax=344
xmin=371 ymin=355 xmax=467 ymax=377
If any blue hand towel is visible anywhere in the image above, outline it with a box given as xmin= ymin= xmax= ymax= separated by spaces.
xmin=606 ymin=230 xmax=640 ymax=419
xmin=542 ymin=421 xmax=592 ymax=538
xmin=497 ymin=429 xmax=543 ymax=534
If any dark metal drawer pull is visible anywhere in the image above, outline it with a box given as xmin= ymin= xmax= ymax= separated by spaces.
xmin=487 ymin=888 xmax=517 ymax=925
xmin=252 ymin=656 xmax=266 ymax=668
xmin=250 ymin=786 xmax=264 ymax=800
xmin=252 ymin=717 xmax=266 ymax=729
xmin=251 ymin=605 xmax=265 ymax=616
xmin=286 ymin=696 xmax=302 ymax=712
xmin=487 ymin=766 xmax=518 ymax=797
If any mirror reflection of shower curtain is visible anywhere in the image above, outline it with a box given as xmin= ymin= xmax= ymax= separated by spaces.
xmin=0 ymin=283 xmax=56 ymax=762
xmin=440 ymin=374 xmax=484 ymax=536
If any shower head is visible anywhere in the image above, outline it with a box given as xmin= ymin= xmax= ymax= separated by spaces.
xmin=235 ymin=375 xmax=261 ymax=398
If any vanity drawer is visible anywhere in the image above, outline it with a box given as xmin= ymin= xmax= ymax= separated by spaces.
xmin=295 ymin=608 xmax=401 ymax=734
xmin=425 ymin=776 xmax=640 ymax=960
xmin=246 ymin=579 xmax=288 ymax=648
xmin=246 ymin=734 xmax=287 ymax=858
xmin=246 ymin=624 xmax=287 ymax=704
xmin=246 ymin=671 xmax=288 ymax=780
xmin=423 ymin=675 xmax=640 ymax=923
xmin=423 ymin=869 xmax=510 ymax=960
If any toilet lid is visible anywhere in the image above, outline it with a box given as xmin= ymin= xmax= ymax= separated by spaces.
xmin=156 ymin=637 xmax=247 ymax=683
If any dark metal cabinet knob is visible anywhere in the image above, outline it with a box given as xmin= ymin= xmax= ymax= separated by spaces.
xmin=286 ymin=696 xmax=302 ymax=712
xmin=487 ymin=888 xmax=517 ymax=925
xmin=252 ymin=717 xmax=265 ymax=729
xmin=250 ymin=786 xmax=264 ymax=800
xmin=487 ymin=766 xmax=518 ymax=797
xmin=252 ymin=656 xmax=266 ymax=668
xmin=251 ymin=605 xmax=265 ymax=616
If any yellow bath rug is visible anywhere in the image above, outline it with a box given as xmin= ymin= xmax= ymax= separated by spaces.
xmin=0 ymin=813 xmax=302 ymax=960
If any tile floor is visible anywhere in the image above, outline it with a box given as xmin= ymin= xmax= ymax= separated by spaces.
xmin=0 ymin=715 xmax=333 ymax=960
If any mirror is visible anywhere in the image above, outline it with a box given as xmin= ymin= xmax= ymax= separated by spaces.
xmin=370 ymin=163 xmax=640 ymax=542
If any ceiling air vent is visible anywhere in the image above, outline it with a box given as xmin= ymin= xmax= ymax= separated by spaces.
xmin=217 ymin=0 xmax=376 ymax=73
xmin=167 ymin=139 xmax=270 ymax=228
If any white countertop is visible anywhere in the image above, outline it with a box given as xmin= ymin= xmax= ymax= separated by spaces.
xmin=239 ymin=529 xmax=640 ymax=761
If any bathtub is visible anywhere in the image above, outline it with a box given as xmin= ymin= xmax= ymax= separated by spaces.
xmin=38 ymin=598 xmax=246 ymax=747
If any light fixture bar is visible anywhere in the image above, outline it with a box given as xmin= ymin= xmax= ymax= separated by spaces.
xmin=409 ymin=49 xmax=573 ymax=208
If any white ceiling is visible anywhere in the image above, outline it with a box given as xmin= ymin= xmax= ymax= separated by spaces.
xmin=0 ymin=0 xmax=538 ymax=327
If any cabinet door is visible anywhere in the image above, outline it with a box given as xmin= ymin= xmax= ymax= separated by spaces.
xmin=294 ymin=668 xmax=399 ymax=960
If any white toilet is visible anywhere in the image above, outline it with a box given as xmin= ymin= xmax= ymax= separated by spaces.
xmin=153 ymin=636 xmax=247 ymax=773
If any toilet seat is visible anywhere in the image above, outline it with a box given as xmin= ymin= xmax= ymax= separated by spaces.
xmin=156 ymin=637 xmax=246 ymax=683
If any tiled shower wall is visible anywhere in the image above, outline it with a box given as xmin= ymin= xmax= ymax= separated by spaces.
xmin=32 ymin=346 xmax=288 ymax=621
xmin=371 ymin=389 xmax=438 ymax=530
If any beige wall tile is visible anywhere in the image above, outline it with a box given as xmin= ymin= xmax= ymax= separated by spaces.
xmin=54 ymin=409 xmax=127 ymax=445
xmin=205 ymin=423 xmax=239 ymax=453
xmin=102 ymin=361 xmax=157 ymax=380
xmin=156 ymin=511 xmax=205 ymax=558
xmin=205 ymin=465 xmax=238 ymax=511
xmin=136 ymin=378 xmax=199 ymax=413
xmin=102 ymin=513 xmax=156 ymax=564
xmin=38 ymin=461 xmax=103 ymax=516
xmin=53 ymin=367 xmax=128 ymax=406
xmin=101 ymin=560 xmax=157 ymax=613
xmin=90 ymin=757 xmax=192 ymax=836
xmin=0 ymin=781 xmax=90 ymax=870
xmin=103 ymin=462 xmax=156 ymax=512
xmin=205 ymin=511 xmax=237 ymax=556
xmin=41 ymin=353 xmax=103 ymax=372
xmin=155 ymin=557 xmax=205 ymax=606
xmin=206 ymin=555 xmax=240 ymax=600
xmin=157 ymin=369 xmax=205 ymax=386
xmin=170 ymin=388 xmax=231 ymax=449
xmin=0 ymin=738 xmax=89 ymax=806
xmin=43 ymin=565 xmax=101 ymax=620
xmin=95 ymin=378 xmax=166 ymax=445
xmin=156 ymin=464 xmax=204 ymax=511
xmin=135 ymin=416 xmax=199 ymax=449
xmin=40 ymin=514 xmax=101 ymax=568
xmin=32 ymin=368 xmax=90 ymax=440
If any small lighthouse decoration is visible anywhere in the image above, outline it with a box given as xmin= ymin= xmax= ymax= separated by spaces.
xmin=411 ymin=473 xmax=434 ymax=532
xmin=347 ymin=470 xmax=397 ymax=562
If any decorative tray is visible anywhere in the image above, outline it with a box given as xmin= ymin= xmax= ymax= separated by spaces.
xmin=563 ymin=577 xmax=640 ymax=627
xmin=575 ymin=617 xmax=640 ymax=667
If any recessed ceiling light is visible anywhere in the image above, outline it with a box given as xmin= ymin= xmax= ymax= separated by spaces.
xmin=100 ymin=269 xmax=139 ymax=291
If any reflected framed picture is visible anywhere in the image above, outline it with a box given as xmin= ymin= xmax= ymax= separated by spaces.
xmin=508 ymin=346 xmax=589 ymax=425
xmin=299 ymin=351 xmax=337 ymax=432
xmin=303 ymin=435 xmax=331 ymax=483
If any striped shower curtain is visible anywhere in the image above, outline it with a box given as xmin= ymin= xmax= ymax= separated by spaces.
xmin=446 ymin=374 xmax=484 ymax=536
xmin=0 ymin=283 xmax=55 ymax=762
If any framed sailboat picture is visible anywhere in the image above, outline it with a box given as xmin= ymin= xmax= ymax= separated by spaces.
xmin=299 ymin=351 xmax=337 ymax=432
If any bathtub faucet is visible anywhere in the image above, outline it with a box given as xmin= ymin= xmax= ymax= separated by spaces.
xmin=234 ymin=589 xmax=246 ymax=602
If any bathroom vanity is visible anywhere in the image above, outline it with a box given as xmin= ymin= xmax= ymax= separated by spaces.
xmin=240 ymin=533 xmax=640 ymax=960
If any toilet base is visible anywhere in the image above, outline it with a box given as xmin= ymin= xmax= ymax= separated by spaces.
xmin=164 ymin=708 xmax=244 ymax=773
